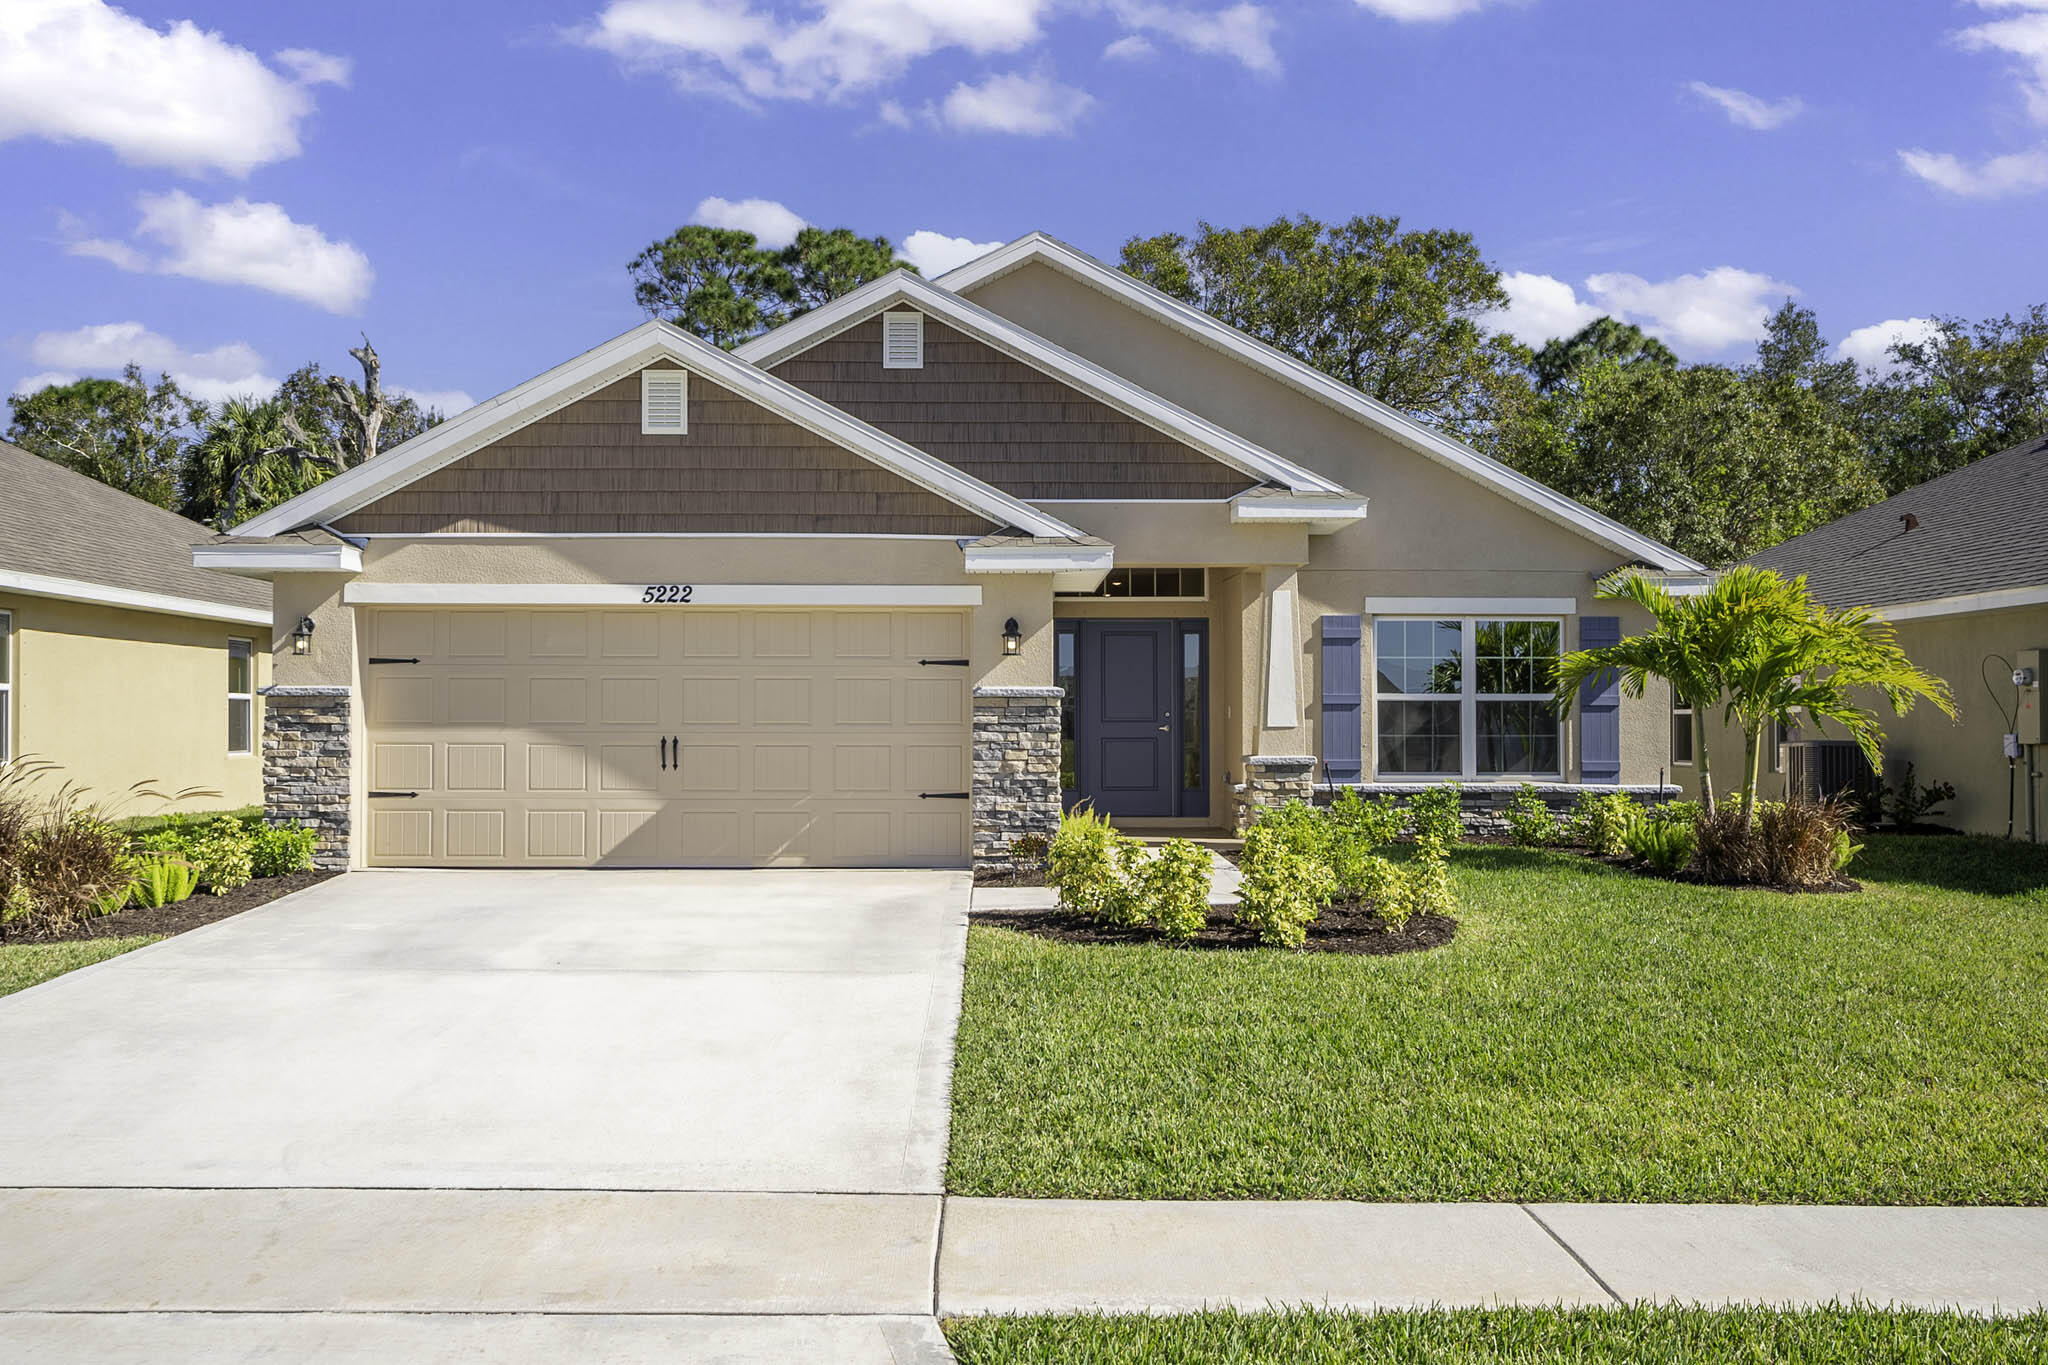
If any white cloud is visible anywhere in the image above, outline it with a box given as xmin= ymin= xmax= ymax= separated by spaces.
xmin=1350 ymin=0 xmax=1513 ymax=20
xmin=123 ymin=191 xmax=373 ymax=312
xmin=900 ymin=229 xmax=1004 ymax=275
xmin=273 ymin=46 xmax=352 ymax=87
xmin=64 ymin=235 xmax=148 ymax=271
xmin=1109 ymin=3 xmax=1278 ymax=74
xmin=0 ymin=0 xmax=336 ymax=176
xmin=1488 ymin=271 xmax=1606 ymax=347
xmin=1686 ymin=80 xmax=1803 ymax=131
xmin=1103 ymin=34 xmax=1155 ymax=59
xmin=394 ymin=385 xmax=476 ymax=416
xmin=18 ymin=321 xmax=276 ymax=403
xmin=1899 ymin=145 xmax=2048 ymax=197
xmin=1836 ymin=317 xmax=1942 ymax=374
xmin=692 ymin=194 xmax=808 ymax=247
xmin=1583 ymin=267 xmax=1798 ymax=353
xmin=877 ymin=98 xmax=914 ymax=128
xmin=1958 ymin=0 xmax=2048 ymax=125
xmin=934 ymin=69 xmax=1093 ymax=134
xmin=574 ymin=0 xmax=1056 ymax=103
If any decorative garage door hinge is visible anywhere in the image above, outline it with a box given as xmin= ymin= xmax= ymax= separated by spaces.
xmin=918 ymin=657 xmax=970 ymax=667
xmin=367 ymin=790 xmax=419 ymax=798
xmin=367 ymin=657 xmax=420 ymax=665
xmin=918 ymin=791 xmax=970 ymax=800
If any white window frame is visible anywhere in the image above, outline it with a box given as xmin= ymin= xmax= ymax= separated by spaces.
xmin=1671 ymin=695 xmax=1695 ymax=767
xmin=1054 ymin=566 xmax=1210 ymax=601
xmin=227 ymin=637 xmax=254 ymax=757
xmin=0 ymin=610 xmax=12 ymax=764
xmin=640 ymin=368 xmax=688 ymax=435
xmin=881 ymin=310 xmax=924 ymax=369
xmin=1371 ymin=615 xmax=1566 ymax=782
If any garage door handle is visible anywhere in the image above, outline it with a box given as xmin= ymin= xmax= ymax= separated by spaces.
xmin=919 ymin=791 xmax=970 ymax=800
xmin=660 ymin=736 xmax=672 ymax=770
xmin=368 ymin=790 xmax=418 ymax=798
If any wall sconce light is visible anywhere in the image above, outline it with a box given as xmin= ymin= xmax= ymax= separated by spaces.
xmin=1002 ymin=617 xmax=1022 ymax=656
xmin=293 ymin=616 xmax=316 ymax=656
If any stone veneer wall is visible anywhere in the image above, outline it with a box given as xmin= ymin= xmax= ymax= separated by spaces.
xmin=1237 ymin=755 xmax=1317 ymax=831
xmin=1315 ymin=781 xmax=1680 ymax=838
xmin=263 ymin=686 xmax=352 ymax=870
xmin=971 ymin=687 xmax=1063 ymax=871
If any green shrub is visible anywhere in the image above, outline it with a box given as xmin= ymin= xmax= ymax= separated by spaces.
xmin=186 ymin=821 xmax=254 ymax=894
xmin=1883 ymin=761 xmax=1956 ymax=829
xmin=1351 ymin=853 xmax=1413 ymax=930
xmin=1047 ymin=806 xmax=1142 ymax=926
xmin=1624 ymin=817 xmax=1698 ymax=875
xmin=8 ymin=811 xmax=134 ymax=935
xmin=1503 ymin=785 xmax=1559 ymax=847
xmin=1405 ymin=784 xmax=1464 ymax=845
xmin=249 ymin=823 xmax=319 ymax=878
xmin=1133 ymin=838 xmax=1213 ymax=942
xmin=1569 ymin=791 xmax=1642 ymax=857
xmin=1328 ymin=787 xmax=1402 ymax=847
xmin=1006 ymin=832 xmax=1050 ymax=870
xmin=1833 ymin=829 xmax=1863 ymax=872
xmin=1647 ymin=799 xmax=1701 ymax=826
xmin=1235 ymin=816 xmax=1337 ymax=948
xmin=133 ymin=852 xmax=202 ymax=907
xmin=1406 ymin=832 xmax=1457 ymax=921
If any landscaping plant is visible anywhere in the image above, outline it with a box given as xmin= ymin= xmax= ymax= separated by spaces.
xmin=1131 ymin=838 xmax=1213 ymax=943
xmin=1623 ymin=817 xmax=1698 ymax=875
xmin=1882 ymin=762 xmax=1957 ymax=830
xmin=248 ymin=822 xmax=319 ymax=878
xmin=1503 ymin=784 xmax=1559 ymax=846
xmin=1046 ymin=806 xmax=1142 ymax=927
xmin=1351 ymin=854 xmax=1413 ymax=930
xmin=1756 ymin=799 xmax=1853 ymax=889
xmin=1005 ymin=832 xmax=1050 ymax=872
xmin=185 ymin=820 xmax=254 ymax=894
xmin=1235 ymin=803 xmax=1337 ymax=948
xmin=1328 ymin=787 xmax=1402 ymax=846
xmin=1569 ymin=791 xmax=1641 ymax=857
xmin=1405 ymin=782 xmax=1464 ymax=844
xmin=132 ymin=852 xmax=202 ymax=908
xmin=1406 ymin=832 xmax=1457 ymax=920
xmin=4 ymin=799 xmax=136 ymax=936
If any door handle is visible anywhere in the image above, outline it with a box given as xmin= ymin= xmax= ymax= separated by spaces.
xmin=660 ymin=736 xmax=670 ymax=770
xmin=1157 ymin=725 xmax=1170 ymax=732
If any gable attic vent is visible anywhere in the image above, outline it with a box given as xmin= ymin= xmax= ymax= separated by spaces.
xmin=641 ymin=368 xmax=688 ymax=434
xmin=882 ymin=310 xmax=924 ymax=370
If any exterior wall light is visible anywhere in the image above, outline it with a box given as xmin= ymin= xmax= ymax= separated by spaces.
xmin=293 ymin=616 xmax=316 ymax=656
xmin=1002 ymin=617 xmax=1022 ymax=656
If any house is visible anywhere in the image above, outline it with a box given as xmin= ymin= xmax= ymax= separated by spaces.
xmin=1677 ymin=434 xmax=2048 ymax=837
xmin=1 ymin=440 xmax=271 ymax=812
xmin=193 ymin=233 xmax=1704 ymax=871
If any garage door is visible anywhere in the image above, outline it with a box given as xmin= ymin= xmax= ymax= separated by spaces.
xmin=362 ymin=608 xmax=971 ymax=867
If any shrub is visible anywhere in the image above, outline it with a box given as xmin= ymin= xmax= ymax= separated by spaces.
xmin=1833 ymin=828 xmax=1863 ymax=873
xmin=249 ymin=823 xmax=319 ymax=878
xmin=1406 ymin=832 xmax=1457 ymax=921
xmin=1236 ymin=806 xmax=1337 ymax=948
xmin=133 ymin=852 xmax=202 ymax=908
xmin=1624 ymin=817 xmax=1698 ymax=875
xmin=186 ymin=821 xmax=254 ymax=894
xmin=1006 ymin=832 xmax=1050 ymax=870
xmin=1328 ymin=787 xmax=1402 ymax=847
xmin=8 ymin=807 xmax=135 ymax=936
xmin=1569 ymin=791 xmax=1641 ymax=857
xmin=1133 ymin=838 xmax=1213 ymax=942
xmin=1694 ymin=806 xmax=1764 ymax=884
xmin=1503 ymin=785 xmax=1559 ymax=847
xmin=1647 ymin=799 xmax=1701 ymax=826
xmin=1883 ymin=762 xmax=1957 ymax=830
xmin=1757 ymin=799 xmax=1852 ymax=889
xmin=1350 ymin=854 xmax=1412 ymax=929
xmin=1047 ymin=806 xmax=1142 ymax=926
xmin=1405 ymin=783 xmax=1464 ymax=845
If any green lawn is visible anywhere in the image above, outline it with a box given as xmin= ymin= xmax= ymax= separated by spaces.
xmin=948 ymin=835 xmax=2048 ymax=1203
xmin=0 ymin=936 xmax=159 ymax=998
xmin=943 ymin=1306 xmax=2048 ymax=1364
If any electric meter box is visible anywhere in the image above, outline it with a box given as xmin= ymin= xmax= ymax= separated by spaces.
xmin=2023 ymin=648 xmax=2045 ymax=746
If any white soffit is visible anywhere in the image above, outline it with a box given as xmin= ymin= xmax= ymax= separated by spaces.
xmin=0 ymin=568 xmax=271 ymax=627
xmin=191 ymin=544 xmax=363 ymax=576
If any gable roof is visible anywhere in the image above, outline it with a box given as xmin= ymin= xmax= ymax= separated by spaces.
xmin=0 ymin=441 xmax=269 ymax=624
xmin=229 ymin=320 xmax=1084 ymax=542
xmin=938 ymin=233 xmax=1706 ymax=574
xmin=1747 ymin=434 xmax=2048 ymax=612
xmin=731 ymin=269 xmax=1349 ymax=496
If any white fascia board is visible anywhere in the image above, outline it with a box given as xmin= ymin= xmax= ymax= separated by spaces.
xmin=737 ymin=272 xmax=1346 ymax=496
xmin=1875 ymin=584 xmax=2048 ymax=622
xmin=343 ymin=583 xmax=983 ymax=608
xmin=1363 ymin=596 xmax=1578 ymax=617
xmin=941 ymin=234 xmax=1706 ymax=575
xmin=231 ymin=319 xmax=1079 ymax=543
xmin=1230 ymin=493 xmax=1370 ymax=525
xmin=0 ymin=568 xmax=270 ymax=626
xmin=961 ymin=542 xmax=1117 ymax=576
xmin=190 ymin=544 xmax=363 ymax=576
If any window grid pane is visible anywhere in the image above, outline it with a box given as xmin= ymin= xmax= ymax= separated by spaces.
xmin=1056 ymin=623 xmax=1078 ymax=791
xmin=1373 ymin=618 xmax=1461 ymax=695
xmin=1377 ymin=700 xmax=1461 ymax=775
xmin=1671 ymin=702 xmax=1695 ymax=763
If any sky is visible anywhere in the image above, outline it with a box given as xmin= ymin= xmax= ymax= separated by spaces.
xmin=5 ymin=0 xmax=2047 ymax=417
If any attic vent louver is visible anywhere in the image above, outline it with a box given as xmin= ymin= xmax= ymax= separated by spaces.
xmin=641 ymin=369 xmax=687 ymax=434
xmin=882 ymin=310 xmax=924 ymax=370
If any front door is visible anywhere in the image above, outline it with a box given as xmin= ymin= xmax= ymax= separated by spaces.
xmin=1076 ymin=619 xmax=1178 ymax=819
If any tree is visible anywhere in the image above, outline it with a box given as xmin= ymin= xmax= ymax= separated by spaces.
xmin=1860 ymin=307 xmax=2048 ymax=494
xmin=5 ymin=366 xmax=204 ymax=509
xmin=180 ymin=398 xmax=339 ymax=531
xmin=276 ymin=338 xmax=437 ymax=469
xmin=629 ymin=223 xmax=912 ymax=347
xmin=1119 ymin=215 xmax=1521 ymax=437
xmin=1530 ymin=318 xmax=1676 ymax=394
xmin=778 ymin=227 xmax=913 ymax=317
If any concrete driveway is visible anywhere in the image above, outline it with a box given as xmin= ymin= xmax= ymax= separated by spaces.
xmin=0 ymin=869 xmax=968 ymax=1362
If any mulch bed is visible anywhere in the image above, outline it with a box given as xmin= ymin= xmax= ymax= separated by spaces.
xmin=5 ymin=870 xmax=338 ymax=945
xmin=972 ymin=900 xmax=1457 ymax=955
xmin=973 ymin=867 xmax=1050 ymax=887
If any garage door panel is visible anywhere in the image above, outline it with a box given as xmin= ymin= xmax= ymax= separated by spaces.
xmin=600 ymin=677 xmax=661 ymax=726
xmin=835 ymin=677 xmax=893 ymax=726
xmin=682 ymin=677 xmax=741 ymax=726
xmin=680 ymin=744 xmax=740 ymax=791
xmin=906 ymin=810 xmax=966 ymax=860
xmin=753 ymin=613 xmax=810 ymax=657
xmin=371 ymin=809 xmax=434 ymax=861
xmin=446 ymin=677 xmax=506 ymax=724
xmin=904 ymin=677 xmax=967 ymax=727
xmin=834 ymin=745 xmax=892 ymax=792
xmin=526 ymin=810 xmax=588 ymax=859
xmin=599 ymin=808 xmax=663 ymax=860
xmin=683 ymin=613 xmax=742 ymax=658
xmin=373 ymin=743 xmax=433 ymax=791
xmin=447 ymin=612 xmax=506 ymax=658
xmin=529 ymin=613 xmax=588 ymax=657
xmin=752 ymin=745 xmax=812 ymax=793
xmin=755 ymin=811 xmax=814 ymax=864
xmin=373 ymin=675 xmax=437 ymax=725
xmin=834 ymin=613 xmax=894 ymax=658
xmin=526 ymin=743 xmax=588 ymax=792
xmin=444 ymin=744 xmax=506 ymax=792
xmin=446 ymin=809 xmax=506 ymax=859
xmin=374 ymin=611 xmax=436 ymax=658
xmin=679 ymin=810 xmax=741 ymax=860
xmin=528 ymin=677 xmax=587 ymax=726
xmin=598 ymin=742 xmax=661 ymax=792
xmin=754 ymin=676 xmax=811 ymax=725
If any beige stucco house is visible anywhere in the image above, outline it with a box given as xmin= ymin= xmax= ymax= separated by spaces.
xmin=1677 ymin=434 xmax=2047 ymax=838
xmin=194 ymin=234 xmax=1704 ymax=871
xmin=1 ymin=441 xmax=271 ymax=812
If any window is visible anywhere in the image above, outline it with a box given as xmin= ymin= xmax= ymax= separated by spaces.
xmin=227 ymin=638 xmax=254 ymax=755
xmin=1373 ymin=617 xmax=1562 ymax=779
xmin=1055 ymin=620 xmax=1078 ymax=794
xmin=882 ymin=310 xmax=924 ymax=369
xmin=1179 ymin=621 xmax=1208 ymax=815
xmin=1056 ymin=567 xmax=1206 ymax=599
xmin=640 ymin=369 xmax=687 ymax=434
xmin=0 ymin=610 xmax=11 ymax=764
xmin=1671 ymin=696 xmax=1695 ymax=765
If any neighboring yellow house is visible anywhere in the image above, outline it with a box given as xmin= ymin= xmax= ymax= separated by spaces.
xmin=1677 ymin=434 xmax=2047 ymax=839
xmin=0 ymin=441 xmax=271 ymax=814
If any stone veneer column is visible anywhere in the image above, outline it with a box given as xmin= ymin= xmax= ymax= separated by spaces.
xmin=971 ymin=686 xmax=1063 ymax=871
xmin=262 ymin=686 xmax=352 ymax=870
xmin=1238 ymin=754 xmax=1317 ymax=831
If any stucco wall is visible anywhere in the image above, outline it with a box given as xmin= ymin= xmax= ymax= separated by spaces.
xmin=0 ymin=592 xmax=268 ymax=813
xmin=1679 ymin=604 xmax=2048 ymax=837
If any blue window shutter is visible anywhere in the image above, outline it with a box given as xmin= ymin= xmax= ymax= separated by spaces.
xmin=1579 ymin=615 xmax=1622 ymax=784
xmin=1321 ymin=615 xmax=1363 ymax=783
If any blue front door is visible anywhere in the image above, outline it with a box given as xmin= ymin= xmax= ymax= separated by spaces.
xmin=1076 ymin=619 xmax=1177 ymax=818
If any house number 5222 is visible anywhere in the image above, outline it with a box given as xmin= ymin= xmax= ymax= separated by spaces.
xmin=640 ymin=584 xmax=693 ymax=603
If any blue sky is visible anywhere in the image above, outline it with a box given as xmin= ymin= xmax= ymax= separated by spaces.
xmin=5 ymin=0 xmax=2047 ymax=416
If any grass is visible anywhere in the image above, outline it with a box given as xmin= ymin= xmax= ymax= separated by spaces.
xmin=948 ymin=834 xmax=2048 ymax=1203
xmin=0 ymin=936 xmax=159 ymax=998
xmin=942 ymin=1305 xmax=2048 ymax=1363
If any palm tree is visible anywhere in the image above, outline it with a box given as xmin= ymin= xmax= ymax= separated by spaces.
xmin=181 ymin=397 xmax=339 ymax=531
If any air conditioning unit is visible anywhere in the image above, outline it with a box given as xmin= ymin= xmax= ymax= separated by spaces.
xmin=1784 ymin=740 xmax=1878 ymax=806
